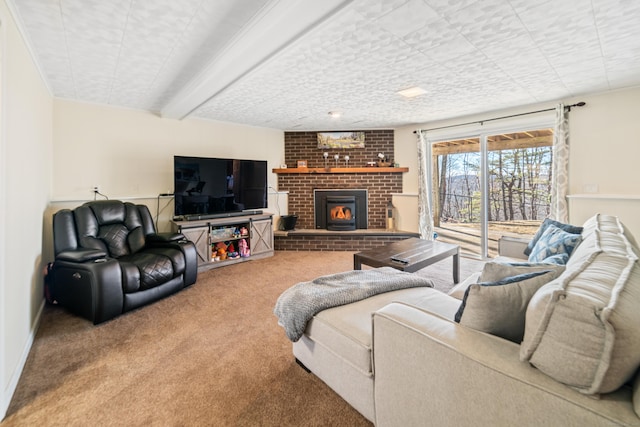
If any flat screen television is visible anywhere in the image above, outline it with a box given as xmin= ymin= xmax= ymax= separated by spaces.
xmin=173 ymin=156 xmax=268 ymax=218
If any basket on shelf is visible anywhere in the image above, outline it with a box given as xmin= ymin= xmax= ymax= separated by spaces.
xmin=377 ymin=161 xmax=392 ymax=167
xmin=210 ymin=228 xmax=234 ymax=239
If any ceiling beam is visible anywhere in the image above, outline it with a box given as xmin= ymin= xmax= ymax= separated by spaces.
xmin=160 ymin=0 xmax=354 ymax=120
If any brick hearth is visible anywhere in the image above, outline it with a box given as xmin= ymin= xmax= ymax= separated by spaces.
xmin=274 ymin=229 xmax=419 ymax=251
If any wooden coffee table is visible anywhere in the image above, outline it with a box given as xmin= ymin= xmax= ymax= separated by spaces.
xmin=353 ymin=237 xmax=460 ymax=283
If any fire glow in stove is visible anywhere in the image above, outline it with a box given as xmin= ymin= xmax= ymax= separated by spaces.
xmin=326 ymin=196 xmax=356 ymax=231
xmin=314 ymin=189 xmax=368 ymax=230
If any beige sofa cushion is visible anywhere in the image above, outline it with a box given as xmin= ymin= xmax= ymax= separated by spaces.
xmin=448 ymin=271 xmax=481 ymax=300
xmin=304 ymin=287 xmax=457 ymax=376
xmin=521 ymin=214 xmax=640 ymax=394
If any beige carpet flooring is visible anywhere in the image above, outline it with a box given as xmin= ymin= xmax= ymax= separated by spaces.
xmin=2 ymin=250 xmax=484 ymax=426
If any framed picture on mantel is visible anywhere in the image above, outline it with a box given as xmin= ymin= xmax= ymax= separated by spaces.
xmin=297 ymin=160 xmax=308 ymax=168
xmin=317 ymin=131 xmax=365 ymax=149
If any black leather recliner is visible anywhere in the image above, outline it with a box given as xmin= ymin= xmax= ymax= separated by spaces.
xmin=51 ymin=200 xmax=197 ymax=324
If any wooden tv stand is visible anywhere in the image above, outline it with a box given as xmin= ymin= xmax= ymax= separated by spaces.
xmin=171 ymin=213 xmax=274 ymax=271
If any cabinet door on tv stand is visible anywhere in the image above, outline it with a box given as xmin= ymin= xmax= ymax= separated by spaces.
xmin=250 ymin=218 xmax=274 ymax=256
xmin=180 ymin=225 xmax=210 ymax=265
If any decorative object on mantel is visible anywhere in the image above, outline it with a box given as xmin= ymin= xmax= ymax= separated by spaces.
xmin=377 ymin=152 xmax=391 ymax=167
xmin=272 ymin=166 xmax=408 ymax=174
xmin=323 ymin=152 xmax=329 ymax=168
xmin=344 ymin=155 xmax=350 ymax=167
xmin=334 ymin=154 xmax=339 ymax=167
xmin=317 ymin=131 xmax=365 ymax=149
xmin=297 ymin=160 xmax=308 ymax=168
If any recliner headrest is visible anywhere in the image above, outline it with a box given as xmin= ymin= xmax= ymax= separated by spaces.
xmin=84 ymin=200 xmax=126 ymax=225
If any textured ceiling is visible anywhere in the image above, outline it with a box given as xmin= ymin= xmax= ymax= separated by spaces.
xmin=9 ymin=0 xmax=640 ymax=130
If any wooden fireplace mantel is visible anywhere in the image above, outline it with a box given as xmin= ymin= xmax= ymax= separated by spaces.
xmin=272 ymin=167 xmax=408 ymax=174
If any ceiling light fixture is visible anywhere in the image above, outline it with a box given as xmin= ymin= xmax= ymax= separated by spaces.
xmin=328 ymin=111 xmax=341 ymax=118
xmin=398 ymin=86 xmax=427 ymax=98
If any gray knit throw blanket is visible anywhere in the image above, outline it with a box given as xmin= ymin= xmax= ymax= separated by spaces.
xmin=274 ymin=267 xmax=434 ymax=342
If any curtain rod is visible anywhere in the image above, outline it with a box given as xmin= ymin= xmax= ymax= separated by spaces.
xmin=413 ymin=102 xmax=586 ymax=134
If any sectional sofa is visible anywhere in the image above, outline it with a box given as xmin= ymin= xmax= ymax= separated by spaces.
xmin=290 ymin=214 xmax=640 ymax=426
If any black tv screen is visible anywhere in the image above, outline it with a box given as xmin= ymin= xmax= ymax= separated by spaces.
xmin=174 ymin=156 xmax=267 ymax=217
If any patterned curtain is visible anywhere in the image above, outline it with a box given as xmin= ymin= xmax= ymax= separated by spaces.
xmin=417 ymin=131 xmax=434 ymax=240
xmin=550 ymin=103 xmax=570 ymax=222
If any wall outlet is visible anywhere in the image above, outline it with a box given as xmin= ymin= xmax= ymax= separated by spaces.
xmin=583 ymin=183 xmax=598 ymax=193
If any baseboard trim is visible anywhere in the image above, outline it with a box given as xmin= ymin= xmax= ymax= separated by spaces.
xmin=1 ymin=299 xmax=45 ymax=420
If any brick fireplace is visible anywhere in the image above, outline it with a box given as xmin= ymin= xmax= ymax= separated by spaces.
xmin=274 ymin=130 xmax=418 ymax=251
xmin=278 ymin=130 xmax=399 ymax=229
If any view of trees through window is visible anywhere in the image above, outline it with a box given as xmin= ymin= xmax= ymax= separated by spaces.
xmin=431 ymin=129 xmax=554 ymax=257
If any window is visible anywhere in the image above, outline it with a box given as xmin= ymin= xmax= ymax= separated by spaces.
xmin=425 ymin=115 xmax=555 ymax=258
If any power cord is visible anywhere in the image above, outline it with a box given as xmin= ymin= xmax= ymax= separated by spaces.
xmin=93 ymin=189 xmax=109 ymax=200
xmin=268 ymin=185 xmax=281 ymax=217
xmin=156 ymin=193 xmax=174 ymax=230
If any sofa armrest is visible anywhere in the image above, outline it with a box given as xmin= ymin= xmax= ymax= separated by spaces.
xmin=498 ymin=235 xmax=529 ymax=260
xmin=372 ymin=302 xmax=638 ymax=427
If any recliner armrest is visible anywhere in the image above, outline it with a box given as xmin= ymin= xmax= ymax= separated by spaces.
xmin=56 ymin=249 xmax=108 ymax=263
xmin=145 ymin=234 xmax=197 ymax=287
xmin=146 ymin=233 xmax=187 ymax=244
xmin=51 ymin=258 xmax=123 ymax=324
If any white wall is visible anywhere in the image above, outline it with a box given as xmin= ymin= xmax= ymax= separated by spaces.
xmin=2 ymin=22 xmax=284 ymax=418
xmin=394 ymin=87 xmax=640 ymax=237
xmin=567 ymin=87 xmax=640 ymax=235
xmin=51 ymin=100 xmax=284 ymax=232
xmin=569 ymin=87 xmax=640 ymax=195
xmin=1 ymin=0 xmax=53 ymax=419
xmin=52 ymin=100 xmax=284 ymax=200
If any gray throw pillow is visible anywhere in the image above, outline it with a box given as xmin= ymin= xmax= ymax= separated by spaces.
xmin=479 ymin=261 xmax=565 ymax=283
xmin=447 ymin=262 xmax=551 ymax=301
xmin=454 ymin=263 xmax=564 ymax=343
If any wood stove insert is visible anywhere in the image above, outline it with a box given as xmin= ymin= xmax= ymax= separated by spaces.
xmin=314 ymin=189 xmax=367 ymax=230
